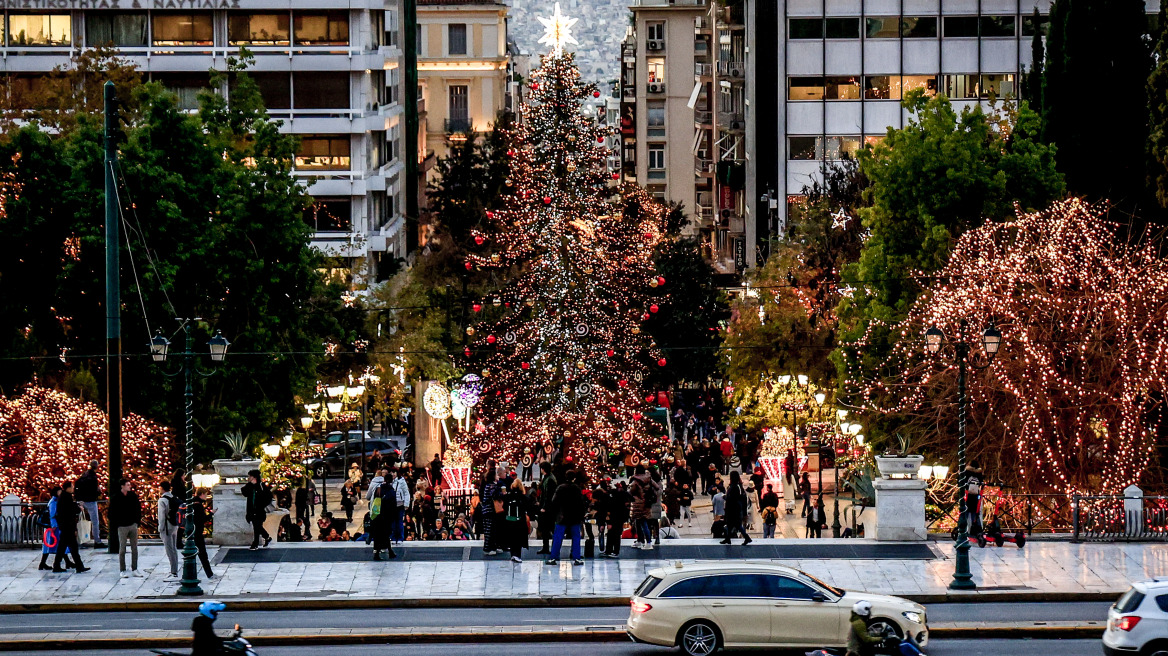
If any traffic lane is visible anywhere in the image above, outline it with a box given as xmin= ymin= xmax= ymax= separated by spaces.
xmin=0 ymin=601 xmax=1112 ymax=633
xmin=20 ymin=639 xmax=1104 ymax=656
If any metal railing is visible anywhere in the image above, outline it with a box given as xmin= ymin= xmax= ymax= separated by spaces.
xmin=695 ymin=63 xmax=713 ymax=77
xmin=444 ymin=117 xmax=472 ymax=133
xmin=1073 ymin=494 xmax=1168 ymax=542
xmin=0 ymin=500 xmax=158 ymax=547
xmin=927 ymin=488 xmax=1076 ymax=535
xmin=695 ymin=110 xmax=713 ymax=125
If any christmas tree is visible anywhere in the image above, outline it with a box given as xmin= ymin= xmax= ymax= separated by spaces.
xmin=455 ymin=8 xmax=671 ymax=475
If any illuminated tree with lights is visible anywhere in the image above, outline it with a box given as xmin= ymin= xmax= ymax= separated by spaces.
xmin=847 ymin=199 xmax=1167 ymax=493
xmin=455 ymin=39 xmax=671 ymax=474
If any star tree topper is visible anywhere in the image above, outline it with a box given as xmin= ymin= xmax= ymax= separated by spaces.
xmin=537 ymin=2 xmax=579 ymax=57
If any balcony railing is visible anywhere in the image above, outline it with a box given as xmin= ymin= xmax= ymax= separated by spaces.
xmin=444 ymin=117 xmax=472 ymax=133
xmin=719 ymin=111 xmax=745 ymax=130
xmin=695 ymin=62 xmax=713 ymax=77
xmin=694 ymin=156 xmax=713 ymax=174
xmin=695 ymin=110 xmax=713 ymax=125
xmin=632 ymin=0 xmax=706 ymax=5
xmin=717 ymin=60 xmax=746 ymax=78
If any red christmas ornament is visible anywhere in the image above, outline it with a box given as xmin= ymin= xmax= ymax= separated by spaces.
xmin=565 ymin=455 xmax=574 ymax=463
xmin=472 ymin=303 xmax=482 ymax=313
xmin=464 ymin=262 xmax=473 ymax=271
xmin=618 ymin=379 xmax=629 ymax=388
xmin=649 ymin=459 xmax=658 ymax=466
xmin=641 ymin=313 xmax=651 ymax=321
xmin=597 ymin=136 xmax=604 ymax=144
xmin=611 ymin=173 xmax=619 ymax=180
xmin=609 ymin=406 xmax=618 ymax=413
xmin=507 ymin=149 xmax=515 ymax=157
xmin=507 ymin=412 xmax=516 ymax=420
xmin=605 ymin=349 xmax=615 ymax=357
xmin=657 ymin=276 xmax=666 ymax=286
xmin=649 ymin=304 xmax=659 ymax=313
xmin=646 ymin=394 xmax=655 ymax=403
xmin=593 ymin=90 xmax=601 ymax=98
xmin=486 ymin=335 xmax=497 ymax=344
xmin=632 ymin=413 xmax=642 ymax=421
xmin=521 ymin=362 xmax=530 ymax=370
xmin=644 ymin=232 xmax=654 ymax=239
xmin=474 ymin=235 xmax=485 ymax=245
xmin=543 ymin=196 xmax=552 ymax=205
xmin=658 ymin=358 xmax=667 ymax=367
xmin=485 ymin=211 xmax=495 ymax=220
xmin=464 ymin=347 xmax=471 ymax=356
xmin=531 ymin=82 xmax=539 ymax=90
xmin=590 ymin=449 xmax=599 ymax=456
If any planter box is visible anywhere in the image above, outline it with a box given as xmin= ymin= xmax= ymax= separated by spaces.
xmin=875 ymin=455 xmax=924 ymax=479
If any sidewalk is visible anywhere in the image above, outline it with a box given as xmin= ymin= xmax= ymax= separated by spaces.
xmin=1 ymin=539 xmax=1163 ymax=608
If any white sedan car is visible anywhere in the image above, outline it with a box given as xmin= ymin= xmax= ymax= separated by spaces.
xmin=1103 ymin=578 xmax=1168 ymax=656
xmin=627 ymin=562 xmax=928 ymax=656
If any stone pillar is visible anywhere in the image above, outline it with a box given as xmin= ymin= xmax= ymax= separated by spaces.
xmin=0 ymin=494 xmax=20 ymax=544
xmin=872 ymin=478 xmax=927 ymax=541
xmin=1124 ymin=485 xmax=1144 ymax=537
xmin=211 ymin=459 xmax=262 ymax=545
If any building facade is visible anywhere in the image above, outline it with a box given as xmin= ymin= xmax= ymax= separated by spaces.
xmin=1 ymin=0 xmax=410 ymax=284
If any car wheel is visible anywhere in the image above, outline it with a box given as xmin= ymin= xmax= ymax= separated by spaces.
xmin=867 ymin=618 xmax=903 ymax=640
xmin=677 ymin=621 xmax=720 ymax=656
xmin=1142 ymin=641 xmax=1168 ymax=656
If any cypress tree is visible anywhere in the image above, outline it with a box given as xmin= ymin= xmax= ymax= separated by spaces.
xmin=1023 ymin=7 xmax=1045 ymax=111
xmin=1148 ymin=0 xmax=1168 ymax=207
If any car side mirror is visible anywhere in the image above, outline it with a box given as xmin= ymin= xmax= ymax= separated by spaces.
xmin=811 ymin=592 xmax=826 ymax=602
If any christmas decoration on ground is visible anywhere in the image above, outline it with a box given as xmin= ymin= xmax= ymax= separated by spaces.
xmin=456 ymin=29 xmax=671 ymax=475
xmin=847 ymin=199 xmax=1168 ymax=493
xmin=0 ymin=386 xmax=175 ymax=524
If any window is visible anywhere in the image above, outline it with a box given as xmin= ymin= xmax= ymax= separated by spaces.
xmin=646 ymin=21 xmax=664 ymax=42
xmin=304 ymin=198 xmax=352 ymax=232
xmin=980 ymin=16 xmax=1016 ymax=37
xmin=825 ymin=17 xmax=859 ymax=39
xmin=864 ymin=75 xmax=895 ymax=100
xmin=647 ymin=100 xmax=665 ymax=127
xmin=248 ymin=73 xmax=291 ymax=110
xmin=766 ymin=576 xmax=820 ymax=600
xmin=789 ymin=18 xmax=823 ymax=39
xmin=647 ymin=57 xmax=665 ymax=84
xmin=635 ymin=576 xmax=663 ymax=597
xmin=7 ymin=14 xmax=72 ymax=46
xmin=385 ymin=8 xmax=399 ymax=46
xmin=944 ymin=16 xmax=980 ymax=37
xmin=448 ymin=84 xmax=469 ymax=120
xmin=980 ymin=73 xmax=1014 ymax=97
xmin=155 ymin=73 xmax=208 ymax=111
xmin=789 ymin=77 xmax=823 ymax=100
xmin=705 ymin=574 xmax=769 ymax=597
xmin=1115 ymin=589 xmax=1145 ymax=613
xmin=1022 ymin=14 xmax=1049 ymax=36
xmin=942 ymin=74 xmax=1014 ymax=99
xmin=648 ymin=144 xmax=665 ymax=169
xmin=661 ymin=577 xmax=711 ymax=598
xmin=293 ymin=71 xmax=348 ymax=108
xmin=864 ymin=135 xmax=885 ymax=148
xmin=865 ymin=17 xmax=898 ymax=38
xmin=901 ymin=16 xmax=937 ymax=38
xmin=448 ymin=23 xmax=466 ymax=55
xmin=294 ymin=11 xmax=348 ymax=46
xmin=86 ymin=13 xmax=147 ymax=47
xmin=228 ymin=13 xmax=290 ymax=45
xmin=386 ymin=66 xmax=400 ymax=105
xmin=825 ymin=136 xmax=861 ymax=160
xmin=825 ymin=76 xmax=860 ymax=100
xmin=788 ymin=136 xmax=820 ymax=160
xmin=1156 ymin=595 xmax=1168 ymax=613
xmin=152 ymin=14 xmax=213 ymax=46
xmin=902 ymin=75 xmax=938 ymax=96
xmin=296 ymin=136 xmax=351 ymax=171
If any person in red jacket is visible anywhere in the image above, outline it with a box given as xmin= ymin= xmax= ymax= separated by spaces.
xmin=719 ymin=437 xmax=734 ymax=474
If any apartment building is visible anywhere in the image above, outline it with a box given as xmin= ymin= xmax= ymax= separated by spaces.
xmin=0 ymin=1 xmax=410 ymax=283
xmin=416 ymin=0 xmax=509 ymax=168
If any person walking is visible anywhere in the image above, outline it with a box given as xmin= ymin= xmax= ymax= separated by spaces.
xmin=189 ymin=488 xmax=215 ymax=578
xmin=391 ymin=468 xmax=410 ymax=543
xmin=500 ymin=479 xmax=531 ymax=562
xmin=157 ymin=481 xmax=181 ymax=581
xmin=535 ymin=462 xmax=557 ymax=554
xmin=783 ymin=449 xmax=798 ymax=490
xmin=109 ymin=479 xmax=141 ymax=577
xmin=340 ymin=480 xmax=357 ymax=522
xmin=242 ymin=470 xmax=272 ymax=550
xmin=720 ymin=471 xmax=752 ymax=546
xmin=603 ymin=481 xmax=631 ymax=558
xmin=590 ymin=479 xmax=610 ymax=554
xmin=647 ymin=469 xmax=664 ymax=547
xmin=41 ymin=486 xmax=77 ymax=571
xmin=627 ymin=464 xmax=653 ymax=549
xmin=368 ymin=477 xmax=397 ymax=560
xmin=546 ymin=470 xmax=586 ymax=566
xmin=480 ymin=468 xmax=502 ymax=554
xmin=74 ymin=460 xmax=104 ymax=549
xmin=678 ymin=483 xmax=694 ymax=527
xmin=799 ymin=472 xmax=812 ymax=517
xmin=52 ymin=481 xmax=88 ymax=573
xmin=295 ymin=482 xmax=312 ymax=540
xmin=961 ymin=461 xmax=985 ymax=537
xmin=806 ymin=497 xmax=825 ymax=538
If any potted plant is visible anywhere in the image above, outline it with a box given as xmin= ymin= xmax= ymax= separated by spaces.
xmin=222 ymin=431 xmax=250 ymax=460
xmin=874 ymin=435 xmax=924 ymax=479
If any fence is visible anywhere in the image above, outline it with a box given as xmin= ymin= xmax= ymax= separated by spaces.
xmin=927 ymin=488 xmax=1077 ymax=535
xmin=1072 ymin=494 xmax=1168 ymax=542
xmin=0 ymin=500 xmax=156 ymax=547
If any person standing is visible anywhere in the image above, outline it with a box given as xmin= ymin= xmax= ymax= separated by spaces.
xmin=157 ymin=481 xmax=181 ymax=581
xmin=109 ymin=479 xmax=142 ymax=577
xmin=295 ymin=482 xmax=312 ymax=540
xmin=340 ymin=480 xmax=357 ymax=522
xmin=74 ymin=460 xmax=104 ymax=549
xmin=546 ymin=470 xmax=586 ymax=566
xmin=391 ymin=468 xmax=410 ymax=543
xmin=720 ymin=471 xmax=752 ymax=546
xmin=242 ymin=470 xmax=272 ymax=550
xmin=783 ymin=449 xmax=798 ymax=490
xmin=189 ymin=488 xmax=215 ymax=578
xmin=52 ymin=481 xmax=88 ymax=573
xmin=535 ymin=462 xmax=557 ymax=554
xmin=806 ymin=497 xmax=825 ymax=538
xmin=799 ymin=472 xmax=812 ymax=517
xmin=369 ymin=478 xmax=397 ymax=560
xmin=500 ymin=479 xmax=531 ymax=562
xmin=603 ymin=481 xmax=631 ymax=558
xmin=961 ymin=461 xmax=985 ymax=537
xmin=429 ymin=453 xmax=443 ymax=487
xmin=590 ymin=479 xmax=610 ymax=554
xmin=628 ymin=464 xmax=653 ymax=549
xmin=480 ymin=468 xmax=501 ymax=555
xmin=647 ymin=469 xmax=664 ymax=548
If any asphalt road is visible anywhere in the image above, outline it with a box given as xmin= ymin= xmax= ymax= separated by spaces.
xmin=21 ymin=638 xmax=1105 ymax=656
xmin=0 ymin=602 xmax=1112 ymax=634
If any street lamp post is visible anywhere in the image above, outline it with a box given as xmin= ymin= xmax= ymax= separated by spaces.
xmin=150 ymin=322 xmax=230 ymax=597
xmin=925 ymin=318 xmax=1001 ymax=591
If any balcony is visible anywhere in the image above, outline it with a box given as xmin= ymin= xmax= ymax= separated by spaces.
xmin=646 ymin=82 xmax=666 ymax=95
xmin=718 ymin=60 xmax=745 ymax=79
xmin=694 ymin=155 xmax=713 ymax=175
xmin=695 ymin=62 xmax=713 ymax=77
xmin=695 ymin=110 xmax=713 ymax=126
xmin=444 ymin=117 xmax=472 ymax=134
xmin=695 ymin=15 xmax=712 ymax=34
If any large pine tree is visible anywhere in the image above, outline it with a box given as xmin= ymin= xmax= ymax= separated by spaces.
xmin=454 ymin=51 xmax=671 ymax=474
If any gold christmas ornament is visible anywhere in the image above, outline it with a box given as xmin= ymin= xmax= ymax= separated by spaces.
xmin=481 ymin=369 xmax=490 ymax=377
xmin=632 ymin=326 xmax=641 ymax=334
xmin=567 ymin=163 xmax=577 ymax=172
xmin=491 ymin=253 xmax=501 ymax=263
xmin=492 ymin=298 xmax=502 ymax=306
xmin=577 ymin=361 xmax=587 ymax=370
xmin=526 ymin=298 xmax=535 ymax=306
xmin=649 ymin=279 xmax=659 ymax=288
xmin=466 ymin=327 xmax=475 ymax=336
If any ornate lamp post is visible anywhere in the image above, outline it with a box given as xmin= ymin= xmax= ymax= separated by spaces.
xmin=924 ymin=319 xmax=1001 ymax=590
xmin=150 ymin=322 xmax=230 ymax=597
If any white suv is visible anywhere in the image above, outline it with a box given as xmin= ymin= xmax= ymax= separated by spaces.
xmin=1104 ymin=578 xmax=1168 ymax=656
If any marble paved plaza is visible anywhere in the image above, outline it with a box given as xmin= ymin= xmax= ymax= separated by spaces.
xmin=0 ymin=539 xmax=1164 ymax=605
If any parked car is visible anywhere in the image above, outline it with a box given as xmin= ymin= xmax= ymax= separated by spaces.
xmin=1103 ymin=578 xmax=1168 ymax=656
xmin=626 ymin=562 xmax=927 ymax=656
xmin=303 ymin=438 xmax=398 ymax=478
xmin=309 ymin=430 xmax=371 ymax=448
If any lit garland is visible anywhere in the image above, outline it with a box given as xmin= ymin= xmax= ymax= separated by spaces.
xmin=845 ymin=199 xmax=1166 ymax=493
xmin=454 ymin=50 xmax=671 ymax=477
xmin=0 ymin=386 xmax=175 ymax=516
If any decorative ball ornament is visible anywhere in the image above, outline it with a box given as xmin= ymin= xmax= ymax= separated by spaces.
xmin=486 ymin=335 xmax=497 ymax=344
xmin=641 ymin=313 xmax=651 ymax=321
xmin=645 ymin=395 xmax=655 ymax=403
xmin=649 ymin=304 xmax=659 ymax=313
xmin=597 ymin=136 xmax=604 ymax=144
xmin=649 ymin=279 xmax=659 ymax=288
xmin=505 ymin=178 xmax=513 ymax=186
xmin=632 ymin=326 xmax=641 ymax=334
xmin=465 ymin=326 xmax=475 ymax=336
xmin=481 ymin=369 xmax=489 ymax=377
xmin=644 ymin=232 xmax=653 ymax=239
xmin=531 ymin=82 xmax=539 ymax=90
xmin=567 ymin=163 xmax=577 ymax=172
xmin=493 ymin=298 xmax=502 ymax=307
xmin=606 ymin=349 xmax=615 ymax=357
xmin=507 ymin=149 xmax=515 ymax=157
xmin=618 ymin=379 xmax=629 ymax=388
xmin=658 ymin=358 xmax=667 ymax=367
xmin=612 ymin=173 xmax=619 ymax=180
xmin=543 ymin=196 xmax=552 ymax=205
xmin=576 ymin=360 xmax=587 ymax=370
xmin=465 ymin=262 xmax=473 ymax=271
xmin=485 ymin=211 xmax=495 ymax=220
xmin=593 ymin=90 xmax=601 ymax=98
xmin=521 ymin=362 xmax=531 ymax=370
xmin=507 ymin=412 xmax=516 ymax=421
xmin=525 ymin=298 xmax=535 ymax=307
xmin=491 ymin=253 xmax=501 ymax=263
xmin=423 ymin=384 xmax=452 ymax=419
xmin=632 ymin=412 xmax=642 ymax=421
xmin=464 ymin=347 xmax=471 ymax=357
xmin=657 ymin=276 xmax=666 ymax=286
xmin=474 ymin=235 xmax=485 ymax=245
xmin=473 ymin=303 xmax=482 ymax=313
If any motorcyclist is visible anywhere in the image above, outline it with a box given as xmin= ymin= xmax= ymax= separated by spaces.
xmin=192 ymin=601 xmax=227 ymax=655
xmin=846 ymin=600 xmax=884 ymax=656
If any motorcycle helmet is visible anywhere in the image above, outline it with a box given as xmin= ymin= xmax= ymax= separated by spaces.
xmin=852 ymin=600 xmax=873 ymax=617
xmin=199 ymin=601 xmax=226 ymax=620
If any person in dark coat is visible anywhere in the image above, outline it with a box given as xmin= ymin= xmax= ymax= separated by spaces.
xmin=500 ymin=478 xmax=530 ymax=562
xmin=109 ymin=479 xmax=141 ymax=576
xmin=806 ymin=496 xmax=825 ymax=538
xmin=294 ymin=483 xmax=312 ymax=540
xmin=242 ymin=470 xmax=272 ymax=550
xmin=74 ymin=460 xmax=104 ymax=548
xmin=547 ymin=470 xmax=587 ymax=565
xmin=52 ymin=481 xmax=87 ymax=572
xmin=720 ymin=471 xmax=752 ymax=546
xmin=369 ymin=481 xmax=397 ymax=560
xmin=536 ymin=462 xmax=557 ymax=554
xmin=799 ymin=472 xmax=812 ymax=517
xmin=603 ymin=481 xmax=632 ymax=558
xmin=480 ymin=468 xmax=501 ymax=554
xmin=340 ymin=481 xmax=357 ymax=521
xmin=189 ymin=488 xmax=215 ymax=577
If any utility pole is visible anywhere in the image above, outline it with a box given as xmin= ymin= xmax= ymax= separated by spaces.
xmin=404 ymin=0 xmax=420 ymax=254
xmin=103 ymin=81 xmax=123 ymax=554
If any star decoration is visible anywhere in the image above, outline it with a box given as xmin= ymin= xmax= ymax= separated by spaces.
xmin=537 ymin=2 xmax=579 ymax=57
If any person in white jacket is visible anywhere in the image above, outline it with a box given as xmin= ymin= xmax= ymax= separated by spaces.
xmin=391 ymin=469 xmax=410 ymax=542
xmin=157 ymin=481 xmax=180 ymax=582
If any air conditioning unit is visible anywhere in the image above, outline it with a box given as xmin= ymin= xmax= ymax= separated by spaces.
xmin=730 ymin=120 xmax=745 ymax=131
xmin=730 ymin=66 xmax=744 ymax=77
xmin=648 ymin=82 xmax=666 ymax=93
xmin=647 ymin=39 xmax=665 ymax=50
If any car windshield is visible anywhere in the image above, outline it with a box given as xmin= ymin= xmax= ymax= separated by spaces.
xmin=799 ymin=571 xmax=843 ymax=597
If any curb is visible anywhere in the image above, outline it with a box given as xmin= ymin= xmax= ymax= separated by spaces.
xmin=0 ymin=590 xmax=1120 ymax=614
xmin=0 ymin=623 xmax=1106 ymax=651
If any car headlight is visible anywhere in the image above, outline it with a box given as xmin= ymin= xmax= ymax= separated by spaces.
xmin=902 ymin=611 xmax=924 ymax=624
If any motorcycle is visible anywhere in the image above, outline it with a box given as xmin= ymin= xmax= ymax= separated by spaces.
xmin=805 ymin=624 xmax=926 ymax=656
xmin=150 ymin=623 xmax=258 ymax=656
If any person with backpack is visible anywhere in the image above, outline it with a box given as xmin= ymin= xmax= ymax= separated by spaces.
xmin=53 ymin=481 xmax=88 ymax=573
xmin=157 ymin=480 xmax=181 ymax=581
xmin=110 ymin=478 xmax=142 ymax=577
xmin=242 ymin=470 xmax=272 ymax=550
xmin=368 ymin=476 xmax=397 ymax=560
xmin=500 ymin=478 xmax=531 ymax=562
xmin=74 ymin=460 xmax=104 ymax=549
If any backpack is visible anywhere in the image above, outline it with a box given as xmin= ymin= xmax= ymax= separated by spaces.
xmin=165 ymin=494 xmax=180 ymax=528
xmin=36 ymin=505 xmax=51 ymax=528
xmin=762 ymin=507 xmax=778 ymax=524
xmin=370 ymin=496 xmax=382 ymax=520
